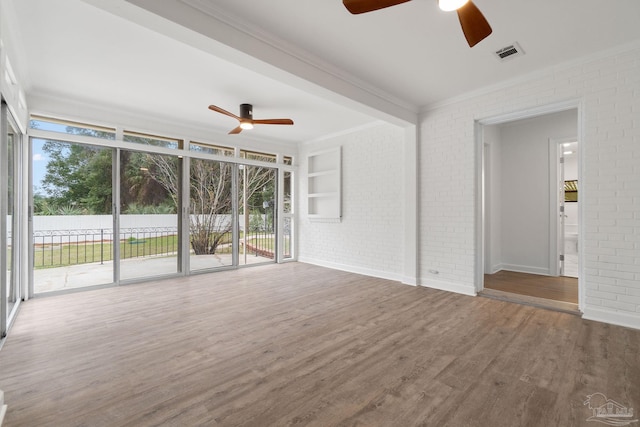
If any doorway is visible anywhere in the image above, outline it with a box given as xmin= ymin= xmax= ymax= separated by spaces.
xmin=477 ymin=105 xmax=581 ymax=310
xmin=551 ymin=138 xmax=579 ymax=279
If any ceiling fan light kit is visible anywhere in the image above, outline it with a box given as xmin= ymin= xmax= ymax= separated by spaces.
xmin=208 ymin=103 xmax=294 ymax=135
xmin=342 ymin=0 xmax=492 ymax=47
xmin=438 ymin=0 xmax=468 ymax=12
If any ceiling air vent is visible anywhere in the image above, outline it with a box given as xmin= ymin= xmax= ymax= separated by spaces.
xmin=495 ymin=42 xmax=524 ymax=62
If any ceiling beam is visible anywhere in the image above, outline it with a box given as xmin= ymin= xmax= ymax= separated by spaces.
xmin=82 ymin=0 xmax=417 ymax=127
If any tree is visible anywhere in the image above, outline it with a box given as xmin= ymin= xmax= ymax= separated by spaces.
xmin=37 ymin=126 xmax=277 ymax=255
xmin=119 ymin=150 xmax=175 ymax=211
xmin=188 ymin=158 xmax=233 ymax=254
xmin=37 ymin=125 xmax=176 ymax=215
xmin=40 ymin=141 xmax=112 ymax=214
xmin=144 ymin=155 xmax=276 ymax=255
xmin=241 ymin=164 xmax=276 ymax=232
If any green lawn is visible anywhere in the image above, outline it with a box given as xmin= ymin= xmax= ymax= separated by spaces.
xmin=33 ymin=233 xmax=288 ymax=269
xmin=34 ymin=235 xmax=179 ymax=269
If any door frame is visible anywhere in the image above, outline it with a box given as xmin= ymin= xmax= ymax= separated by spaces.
xmin=0 ymin=101 xmax=8 ymax=338
xmin=474 ymin=99 xmax=585 ymax=311
xmin=1 ymin=101 xmax=23 ymax=337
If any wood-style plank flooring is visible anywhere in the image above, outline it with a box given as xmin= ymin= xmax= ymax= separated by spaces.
xmin=484 ymin=270 xmax=579 ymax=304
xmin=0 ymin=263 xmax=638 ymax=426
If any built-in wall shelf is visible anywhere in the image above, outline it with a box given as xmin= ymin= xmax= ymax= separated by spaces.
xmin=308 ymin=169 xmax=338 ymax=178
xmin=307 ymin=192 xmax=339 ymax=198
xmin=307 ymin=147 xmax=341 ymax=220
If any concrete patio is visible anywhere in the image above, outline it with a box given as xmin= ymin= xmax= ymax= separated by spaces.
xmin=33 ymin=253 xmax=273 ymax=293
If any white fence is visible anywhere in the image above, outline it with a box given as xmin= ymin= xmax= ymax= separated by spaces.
xmin=31 ymin=214 xmax=266 ymax=243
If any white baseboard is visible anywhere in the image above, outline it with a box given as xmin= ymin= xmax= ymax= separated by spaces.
xmin=582 ymin=306 xmax=640 ymax=331
xmin=401 ymin=276 xmax=418 ymax=286
xmin=490 ymin=264 xmax=503 ymax=274
xmin=419 ymin=277 xmax=477 ymax=296
xmin=501 ymin=264 xmax=551 ymax=276
xmin=298 ymin=257 xmax=405 ymax=284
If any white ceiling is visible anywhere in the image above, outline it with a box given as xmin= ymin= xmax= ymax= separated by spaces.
xmin=7 ymin=0 xmax=640 ymax=145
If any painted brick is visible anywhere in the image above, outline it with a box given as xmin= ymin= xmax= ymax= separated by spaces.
xmin=299 ymin=124 xmax=405 ymax=278
xmin=587 ymin=289 xmax=618 ymax=301
xmin=419 ymin=44 xmax=640 ymax=319
xmin=598 ymin=283 xmax=628 ymax=295
xmin=601 ymin=299 xmax=638 ymax=312
xmin=623 ymin=294 xmax=640 ymax=305
xmin=301 ymin=45 xmax=640 ymax=322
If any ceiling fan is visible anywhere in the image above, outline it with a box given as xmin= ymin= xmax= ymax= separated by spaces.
xmin=208 ymin=103 xmax=294 ymax=134
xmin=343 ymin=0 xmax=492 ymax=47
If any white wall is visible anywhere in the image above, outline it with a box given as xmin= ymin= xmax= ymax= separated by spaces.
xmin=495 ymin=109 xmax=577 ymax=275
xmin=420 ymin=43 xmax=640 ymax=329
xmin=0 ymin=0 xmax=29 ymax=130
xmin=298 ymin=123 xmax=406 ymax=281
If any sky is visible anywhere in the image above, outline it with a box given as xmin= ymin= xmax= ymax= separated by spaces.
xmin=32 ymin=139 xmax=48 ymax=195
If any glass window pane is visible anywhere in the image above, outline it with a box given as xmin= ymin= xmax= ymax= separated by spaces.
xmin=30 ymin=116 xmax=116 ymax=140
xmin=284 ymin=171 xmax=293 ymax=214
xmin=7 ymin=127 xmax=16 ymax=312
xmin=240 ymin=150 xmax=276 ymax=163
xmin=189 ymin=158 xmax=234 ymax=271
xmin=190 ymin=142 xmax=234 ymax=156
xmin=119 ymin=150 xmax=180 ymax=280
xmin=123 ymin=131 xmax=182 ymax=149
xmin=283 ymin=217 xmax=292 ymax=259
xmin=239 ymin=164 xmax=277 ymax=266
xmin=32 ymin=138 xmax=114 ymax=293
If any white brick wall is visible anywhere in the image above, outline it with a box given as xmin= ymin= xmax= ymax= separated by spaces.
xmin=298 ymin=124 xmax=405 ymax=280
xmin=420 ymin=44 xmax=640 ymax=328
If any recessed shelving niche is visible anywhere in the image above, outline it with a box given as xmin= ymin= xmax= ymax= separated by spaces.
xmin=307 ymin=147 xmax=341 ymax=221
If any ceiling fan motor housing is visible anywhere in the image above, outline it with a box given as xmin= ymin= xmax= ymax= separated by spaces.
xmin=240 ymin=103 xmax=253 ymax=119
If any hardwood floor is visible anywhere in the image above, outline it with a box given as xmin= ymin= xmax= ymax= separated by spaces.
xmin=0 ymin=263 xmax=638 ymax=426
xmin=484 ymin=270 xmax=579 ymax=304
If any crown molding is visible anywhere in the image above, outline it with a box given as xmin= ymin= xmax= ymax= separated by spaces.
xmin=180 ymin=0 xmax=417 ymax=116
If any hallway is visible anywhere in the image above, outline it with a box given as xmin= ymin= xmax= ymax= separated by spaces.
xmin=484 ymin=270 xmax=578 ymax=304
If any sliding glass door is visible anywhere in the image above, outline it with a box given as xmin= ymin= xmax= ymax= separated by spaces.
xmin=27 ymin=117 xmax=292 ymax=298
xmin=1 ymin=102 xmax=21 ymax=336
xmin=31 ymin=138 xmax=114 ymax=293
xmin=118 ymin=149 xmax=180 ymax=281
xmin=188 ymin=158 xmax=235 ymax=272
xmin=6 ymin=116 xmax=17 ymax=317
